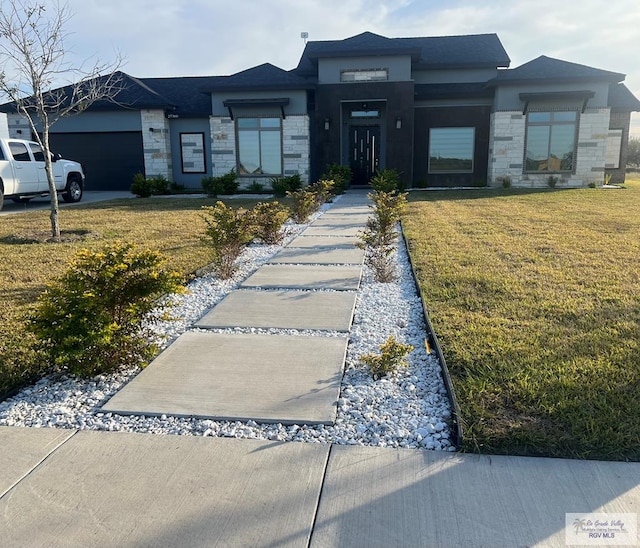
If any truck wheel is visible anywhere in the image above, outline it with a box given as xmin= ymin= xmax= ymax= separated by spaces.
xmin=63 ymin=175 xmax=83 ymax=203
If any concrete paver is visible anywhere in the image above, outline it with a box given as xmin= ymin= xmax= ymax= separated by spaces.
xmin=310 ymin=446 xmax=640 ymax=547
xmin=196 ymin=289 xmax=357 ymax=331
xmin=0 ymin=426 xmax=75 ymax=497
xmin=309 ymin=214 xmax=370 ymax=227
xmin=102 ymin=331 xmax=348 ymax=424
xmin=268 ymin=246 xmax=364 ymax=265
xmin=241 ymin=264 xmax=361 ymax=290
xmin=286 ymin=235 xmax=360 ymax=249
xmin=0 ymin=431 xmax=329 ymax=548
xmin=302 ymin=225 xmax=363 ymax=237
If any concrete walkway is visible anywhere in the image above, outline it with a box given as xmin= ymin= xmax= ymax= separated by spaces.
xmin=102 ymin=191 xmax=370 ymax=425
xmin=2 ymin=190 xmax=639 ymax=546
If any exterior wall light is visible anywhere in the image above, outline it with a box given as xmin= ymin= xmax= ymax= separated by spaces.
xmin=395 ymin=117 xmax=402 ymax=129
xmin=324 ymin=118 xmax=330 ymax=131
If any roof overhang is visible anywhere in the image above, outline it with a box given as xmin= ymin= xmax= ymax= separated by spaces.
xmin=222 ymin=98 xmax=290 ymax=120
xmin=519 ymin=90 xmax=595 ymax=114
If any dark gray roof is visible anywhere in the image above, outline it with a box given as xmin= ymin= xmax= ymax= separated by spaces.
xmin=295 ymin=31 xmax=510 ymax=75
xmin=608 ymin=83 xmax=640 ymax=111
xmin=201 ymin=63 xmax=314 ymax=93
xmin=139 ymin=76 xmax=218 ymax=117
xmin=488 ymin=56 xmax=625 ymax=86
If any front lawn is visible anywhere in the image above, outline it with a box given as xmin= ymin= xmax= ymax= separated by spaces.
xmin=402 ymin=177 xmax=640 ymax=461
xmin=0 ymin=196 xmax=263 ymax=398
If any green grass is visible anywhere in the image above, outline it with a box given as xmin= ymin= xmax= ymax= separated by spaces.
xmin=402 ymin=177 xmax=640 ymax=461
xmin=0 ymin=196 xmax=264 ymax=398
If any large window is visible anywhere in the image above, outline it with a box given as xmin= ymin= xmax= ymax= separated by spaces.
xmin=429 ymin=127 xmax=475 ymax=173
xmin=525 ymin=111 xmax=577 ymax=172
xmin=237 ymin=117 xmax=282 ymax=175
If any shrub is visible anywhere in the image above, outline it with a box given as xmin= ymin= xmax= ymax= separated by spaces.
xmin=357 ymin=190 xmax=407 ymax=282
xmin=248 ymin=181 xmax=265 ymax=193
xmin=370 ymin=169 xmax=404 ymax=193
xmin=201 ymin=170 xmax=238 ymax=197
xmin=247 ymin=201 xmax=289 ymax=244
xmin=270 ymin=174 xmax=302 ymax=197
xmin=308 ymin=179 xmax=336 ymax=206
xmin=588 ymin=181 xmax=597 ymax=189
xmin=287 ymin=188 xmax=319 ymax=223
xmin=28 ymin=242 xmax=184 ymax=378
xmin=201 ymin=202 xmax=253 ymax=278
xmin=131 ymin=173 xmax=153 ymax=197
xmin=321 ymin=164 xmax=351 ymax=194
xmin=360 ymin=335 xmax=414 ymax=379
xmin=547 ymin=175 xmax=558 ymax=188
xmin=496 ymin=176 xmax=511 ymax=188
xmin=150 ymin=175 xmax=170 ymax=195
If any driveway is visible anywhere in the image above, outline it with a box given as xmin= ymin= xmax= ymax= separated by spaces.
xmin=0 ymin=191 xmax=135 ymax=216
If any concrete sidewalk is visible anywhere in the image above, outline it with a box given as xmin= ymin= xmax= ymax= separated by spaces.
xmin=1 ymin=426 xmax=638 ymax=547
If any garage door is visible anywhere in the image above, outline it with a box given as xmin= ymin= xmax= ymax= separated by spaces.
xmin=48 ymin=132 xmax=144 ymax=191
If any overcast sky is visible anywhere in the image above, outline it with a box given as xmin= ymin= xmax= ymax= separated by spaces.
xmin=63 ymin=0 xmax=640 ymax=137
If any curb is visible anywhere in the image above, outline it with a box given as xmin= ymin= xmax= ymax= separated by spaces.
xmin=399 ymin=224 xmax=464 ymax=448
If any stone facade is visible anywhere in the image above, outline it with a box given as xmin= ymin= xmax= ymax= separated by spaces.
xmin=6 ymin=113 xmax=30 ymax=139
xmin=210 ymin=117 xmax=237 ymax=178
xmin=489 ymin=108 xmax=611 ymax=188
xmin=607 ymin=111 xmax=632 ymax=184
xmin=140 ymin=109 xmax=172 ymax=180
xmin=282 ymin=115 xmax=310 ymax=183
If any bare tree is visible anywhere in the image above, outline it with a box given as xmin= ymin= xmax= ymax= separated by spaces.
xmin=0 ymin=0 xmax=122 ymax=240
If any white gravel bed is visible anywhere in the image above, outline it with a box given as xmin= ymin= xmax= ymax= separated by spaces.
xmin=0 ymin=198 xmax=454 ymax=451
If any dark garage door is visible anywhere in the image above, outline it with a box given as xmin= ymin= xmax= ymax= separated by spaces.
xmin=49 ymin=132 xmax=144 ymax=191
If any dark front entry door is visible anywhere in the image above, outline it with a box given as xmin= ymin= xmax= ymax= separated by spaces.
xmin=349 ymin=125 xmax=380 ymax=185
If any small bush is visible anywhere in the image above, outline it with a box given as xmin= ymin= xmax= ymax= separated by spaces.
xmin=588 ymin=181 xmax=598 ymax=189
xmin=150 ymin=175 xmax=170 ymax=195
xmin=496 ymin=176 xmax=511 ymax=189
xmin=29 ymin=242 xmax=184 ymax=378
xmin=201 ymin=202 xmax=253 ymax=278
xmin=321 ymin=164 xmax=351 ymax=194
xmin=360 ymin=335 xmax=414 ymax=379
xmin=547 ymin=175 xmax=558 ymax=188
xmin=247 ymin=201 xmax=289 ymax=244
xmin=270 ymin=174 xmax=302 ymax=197
xmin=370 ymin=169 xmax=404 ymax=193
xmin=308 ymin=179 xmax=336 ymax=206
xmin=248 ymin=182 xmax=265 ymax=193
xmin=357 ymin=190 xmax=407 ymax=282
xmin=287 ymin=188 xmax=319 ymax=223
xmin=131 ymin=173 xmax=153 ymax=197
xmin=201 ymin=170 xmax=238 ymax=197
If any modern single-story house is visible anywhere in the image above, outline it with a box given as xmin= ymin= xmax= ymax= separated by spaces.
xmin=2 ymin=31 xmax=639 ymax=190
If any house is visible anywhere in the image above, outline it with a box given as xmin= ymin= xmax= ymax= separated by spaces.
xmin=1 ymin=31 xmax=638 ymax=190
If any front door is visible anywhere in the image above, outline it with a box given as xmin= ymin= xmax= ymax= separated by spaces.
xmin=349 ymin=125 xmax=380 ymax=185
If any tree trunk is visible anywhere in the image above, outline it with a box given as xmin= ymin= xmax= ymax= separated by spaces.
xmin=41 ymin=126 xmax=61 ymax=241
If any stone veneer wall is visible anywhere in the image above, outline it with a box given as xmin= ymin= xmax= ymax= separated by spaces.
xmin=607 ymin=111 xmax=632 ymax=184
xmin=6 ymin=113 xmax=31 ymax=139
xmin=489 ymin=108 xmax=611 ymax=188
xmin=140 ymin=110 xmax=172 ymax=180
xmin=210 ymin=115 xmax=310 ymax=188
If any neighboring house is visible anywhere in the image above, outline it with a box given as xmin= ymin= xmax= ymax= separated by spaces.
xmin=1 ymin=31 xmax=638 ymax=190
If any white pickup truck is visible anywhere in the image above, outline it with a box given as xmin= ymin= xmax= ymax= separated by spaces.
xmin=0 ymin=138 xmax=85 ymax=210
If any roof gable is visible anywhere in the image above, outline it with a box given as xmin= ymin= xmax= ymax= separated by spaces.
xmin=203 ymin=63 xmax=313 ymax=92
xmin=489 ymin=55 xmax=625 ymax=85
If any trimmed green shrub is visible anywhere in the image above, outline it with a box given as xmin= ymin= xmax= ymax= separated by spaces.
xmin=29 ymin=242 xmax=184 ymax=378
xmin=248 ymin=181 xmax=265 ymax=193
xmin=547 ymin=175 xmax=558 ymax=188
xmin=270 ymin=174 xmax=302 ymax=197
xmin=360 ymin=335 xmax=414 ymax=379
xmin=150 ymin=175 xmax=170 ymax=195
xmin=357 ymin=190 xmax=407 ymax=282
xmin=287 ymin=188 xmax=319 ymax=223
xmin=321 ymin=164 xmax=351 ymax=194
xmin=131 ymin=173 xmax=153 ymax=197
xmin=247 ymin=201 xmax=289 ymax=244
xmin=370 ymin=169 xmax=404 ymax=193
xmin=308 ymin=179 xmax=336 ymax=206
xmin=201 ymin=170 xmax=239 ymax=197
xmin=201 ymin=202 xmax=253 ymax=278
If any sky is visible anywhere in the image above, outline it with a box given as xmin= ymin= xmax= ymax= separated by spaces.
xmin=47 ymin=0 xmax=640 ymax=137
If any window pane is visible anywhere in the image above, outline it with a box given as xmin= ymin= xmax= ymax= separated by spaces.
xmin=549 ymin=125 xmax=575 ymax=171
xmin=528 ymin=112 xmax=551 ymax=123
xmin=429 ymin=128 xmax=474 ymax=173
xmin=525 ymin=126 xmax=551 ymax=171
xmin=260 ymin=131 xmax=281 ymax=174
xmin=260 ymin=118 xmax=280 ymax=128
xmin=238 ymin=131 xmax=261 ymax=174
xmin=9 ymin=142 xmax=31 ymax=162
xmin=553 ymin=111 xmax=577 ymax=122
xmin=29 ymin=144 xmax=45 ymax=162
xmin=237 ymin=118 xmax=258 ymax=129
